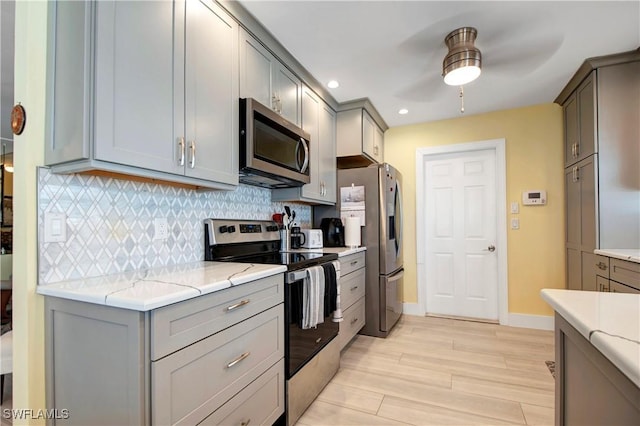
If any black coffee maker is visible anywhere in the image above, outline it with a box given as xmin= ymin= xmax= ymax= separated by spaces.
xmin=320 ymin=218 xmax=345 ymax=247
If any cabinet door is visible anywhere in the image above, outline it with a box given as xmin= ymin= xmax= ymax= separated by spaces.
xmin=373 ymin=124 xmax=384 ymax=163
xmin=274 ymin=63 xmax=302 ymax=126
xmin=578 ymin=156 xmax=597 ymax=248
xmin=183 ymin=0 xmax=238 ymax=185
xmin=239 ymin=29 xmax=273 ymax=109
xmin=362 ymin=110 xmax=376 ymax=161
xmin=300 ymin=87 xmax=322 ymax=200
xmin=93 ymin=0 xmax=183 ymax=174
xmin=563 ymin=93 xmax=578 ymax=167
xmin=566 ymin=247 xmax=582 ymax=290
xmin=565 ymin=166 xmax=581 ymax=246
xmin=319 ymin=101 xmax=337 ymax=203
xmin=577 ymin=73 xmax=596 ymax=161
xmin=609 ymin=280 xmax=640 ymax=294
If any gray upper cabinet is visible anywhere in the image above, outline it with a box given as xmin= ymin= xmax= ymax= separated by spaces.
xmin=563 ymin=73 xmax=596 ymax=168
xmin=46 ymin=0 xmax=238 ymax=189
xmin=336 ymin=107 xmax=385 ymax=167
xmin=0 ymin=0 xmax=14 ymax=144
xmin=272 ymin=86 xmax=336 ymax=205
xmin=558 ymin=51 xmax=640 ymax=291
xmin=239 ymin=28 xmax=301 ymax=126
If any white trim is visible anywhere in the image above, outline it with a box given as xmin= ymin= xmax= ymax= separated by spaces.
xmin=402 ymin=302 xmax=423 ymax=316
xmin=415 ymin=139 xmax=509 ymax=325
xmin=507 ymin=313 xmax=554 ymax=331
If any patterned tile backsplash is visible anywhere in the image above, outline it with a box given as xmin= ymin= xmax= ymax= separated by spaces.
xmin=37 ymin=167 xmax=312 ymax=284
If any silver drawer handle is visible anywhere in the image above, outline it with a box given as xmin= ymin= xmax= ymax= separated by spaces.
xmin=226 ymin=299 xmax=250 ymax=312
xmin=350 ymin=317 xmax=358 ymax=325
xmin=315 ymin=337 xmax=322 ymax=344
xmin=350 ymin=260 xmax=358 ymax=266
xmin=241 ymin=420 xmax=251 ymax=426
xmin=596 ymin=262 xmax=607 ymax=270
xmin=350 ymin=286 xmax=358 ymax=291
xmin=226 ymin=352 xmax=251 ymax=369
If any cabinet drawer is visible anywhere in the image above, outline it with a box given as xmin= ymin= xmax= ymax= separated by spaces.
xmin=151 ymin=305 xmax=284 ymax=425
xmin=339 ymin=297 xmax=365 ymax=350
xmin=609 ymin=280 xmax=640 ymax=294
xmin=610 ymin=259 xmax=640 ymax=291
xmin=594 ymin=255 xmax=610 ymax=279
xmin=199 ymin=359 xmax=284 ymax=426
xmin=340 ymin=252 xmax=365 ymax=276
xmin=150 ymin=274 xmax=283 ymax=360
xmin=340 ymin=267 xmax=365 ymax=311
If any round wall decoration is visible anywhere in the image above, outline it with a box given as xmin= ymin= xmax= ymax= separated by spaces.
xmin=11 ymin=103 xmax=26 ymax=135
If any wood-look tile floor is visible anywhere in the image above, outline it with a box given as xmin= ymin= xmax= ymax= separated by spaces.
xmin=296 ymin=315 xmax=555 ymax=426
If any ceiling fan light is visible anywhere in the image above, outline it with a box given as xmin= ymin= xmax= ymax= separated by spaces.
xmin=442 ymin=27 xmax=482 ymax=86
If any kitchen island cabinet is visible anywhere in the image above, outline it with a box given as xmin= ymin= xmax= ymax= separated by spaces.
xmin=541 ymin=289 xmax=640 ymax=425
xmin=46 ymin=0 xmax=239 ymax=190
xmin=40 ymin=262 xmax=286 ymax=425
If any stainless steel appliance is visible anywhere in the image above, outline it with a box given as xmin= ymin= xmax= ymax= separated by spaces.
xmin=239 ymin=98 xmax=311 ymax=188
xmin=315 ymin=163 xmax=404 ymax=337
xmin=203 ymin=219 xmax=339 ymax=426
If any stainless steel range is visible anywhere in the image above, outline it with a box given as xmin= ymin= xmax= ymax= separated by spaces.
xmin=204 ymin=219 xmax=340 ymax=426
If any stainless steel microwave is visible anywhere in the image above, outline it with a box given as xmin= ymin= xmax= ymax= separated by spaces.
xmin=239 ymin=98 xmax=311 ymax=188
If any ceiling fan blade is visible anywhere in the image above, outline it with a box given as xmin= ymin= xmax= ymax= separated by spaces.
xmin=394 ymin=72 xmax=448 ymax=103
xmin=483 ymin=33 xmax=564 ymax=76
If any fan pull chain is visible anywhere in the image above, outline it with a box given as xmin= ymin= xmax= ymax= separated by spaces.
xmin=459 ymin=86 xmax=465 ymax=114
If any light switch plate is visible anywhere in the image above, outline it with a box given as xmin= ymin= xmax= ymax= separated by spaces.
xmin=510 ymin=201 xmax=519 ymax=214
xmin=44 ymin=212 xmax=67 ymax=243
xmin=511 ymin=218 xmax=520 ymax=230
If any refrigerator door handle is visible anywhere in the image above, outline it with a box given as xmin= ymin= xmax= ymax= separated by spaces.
xmin=388 ymin=268 xmax=404 ymax=282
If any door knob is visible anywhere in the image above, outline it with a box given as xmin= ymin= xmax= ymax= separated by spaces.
xmin=484 ymin=245 xmax=496 ymax=252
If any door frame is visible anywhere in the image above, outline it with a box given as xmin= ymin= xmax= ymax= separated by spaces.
xmin=415 ymin=138 xmax=508 ymax=324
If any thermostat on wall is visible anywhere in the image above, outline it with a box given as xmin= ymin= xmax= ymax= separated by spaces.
xmin=522 ymin=190 xmax=547 ymax=205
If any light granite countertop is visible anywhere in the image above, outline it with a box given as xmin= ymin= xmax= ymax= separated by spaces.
xmin=594 ymin=249 xmax=640 ymax=264
xmin=541 ymin=289 xmax=640 ymax=387
xmin=37 ymin=261 xmax=286 ymax=311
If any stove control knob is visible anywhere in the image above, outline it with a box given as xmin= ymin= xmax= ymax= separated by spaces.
xmin=218 ymin=225 xmax=228 ymax=233
xmin=228 ymin=226 xmax=236 ymax=233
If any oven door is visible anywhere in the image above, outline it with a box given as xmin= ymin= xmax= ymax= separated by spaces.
xmin=285 ymin=268 xmax=339 ymax=378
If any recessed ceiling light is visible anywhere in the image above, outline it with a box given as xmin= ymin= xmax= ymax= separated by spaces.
xmin=327 ymin=80 xmax=340 ymax=89
xmin=398 ymin=108 xmax=409 ymax=115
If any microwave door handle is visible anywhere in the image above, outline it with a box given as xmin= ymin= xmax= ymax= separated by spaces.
xmin=299 ymin=138 xmax=310 ymax=173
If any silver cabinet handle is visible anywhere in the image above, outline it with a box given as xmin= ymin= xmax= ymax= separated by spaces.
xmin=226 ymin=351 xmax=250 ymax=369
xmin=596 ymin=262 xmax=607 ymax=271
xmin=350 ymin=260 xmax=358 ymax=266
xmin=315 ymin=337 xmax=322 ymax=344
xmin=350 ymin=286 xmax=358 ymax=291
xmin=177 ymin=137 xmax=185 ymax=166
xmin=241 ymin=420 xmax=251 ymax=426
xmin=572 ymin=166 xmax=579 ymax=183
xmin=189 ymin=140 xmax=196 ymax=169
xmin=575 ymin=142 xmax=579 ymax=157
xmin=350 ymin=317 xmax=358 ymax=325
xmin=226 ymin=299 xmax=250 ymax=312
xmin=299 ymin=138 xmax=309 ymax=173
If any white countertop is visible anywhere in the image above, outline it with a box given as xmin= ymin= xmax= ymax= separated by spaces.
xmin=541 ymin=289 xmax=640 ymax=387
xmin=594 ymin=249 xmax=640 ymax=263
xmin=37 ymin=262 xmax=286 ymax=311
xmin=287 ymin=246 xmax=366 ymax=257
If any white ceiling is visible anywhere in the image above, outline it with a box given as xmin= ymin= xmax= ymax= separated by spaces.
xmin=238 ymin=1 xmax=640 ymax=127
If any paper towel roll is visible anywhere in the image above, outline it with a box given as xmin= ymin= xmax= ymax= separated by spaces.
xmin=344 ymin=216 xmax=361 ymax=247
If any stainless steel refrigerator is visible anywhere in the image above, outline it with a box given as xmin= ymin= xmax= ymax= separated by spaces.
xmin=315 ymin=163 xmax=403 ymax=337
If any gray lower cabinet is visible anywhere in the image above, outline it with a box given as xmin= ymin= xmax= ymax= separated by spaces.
xmin=46 ymin=0 xmax=239 ymax=190
xmin=554 ymin=313 xmax=640 ymax=425
xmin=45 ymin=274 xmax=285 ymax=425
xmin=596 ymin=255 xmax=640 ymax=294
xmin=337 ymin=252 xmax=366 ymax=350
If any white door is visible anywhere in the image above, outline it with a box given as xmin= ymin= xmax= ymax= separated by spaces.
xmin=424 ymin=149 xmax=498 ymax=320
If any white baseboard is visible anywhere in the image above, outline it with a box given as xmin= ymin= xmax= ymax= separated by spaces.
xmin=402 ymin=303 xmax=424 ymax=316
xmin=401 ymin=305 xmax=554 ymax=331
xmin=507 ymin=313 xmax=554 ymax=330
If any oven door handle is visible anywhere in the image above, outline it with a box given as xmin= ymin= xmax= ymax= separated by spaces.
xmin=287 ymin=269 xmax=308 ymax=283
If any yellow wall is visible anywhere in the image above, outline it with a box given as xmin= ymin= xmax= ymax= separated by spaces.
xmin=385 ymin=103 xmax=565 ymax=316
xmin=13 ymin=1 xmax=47 ymax=423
